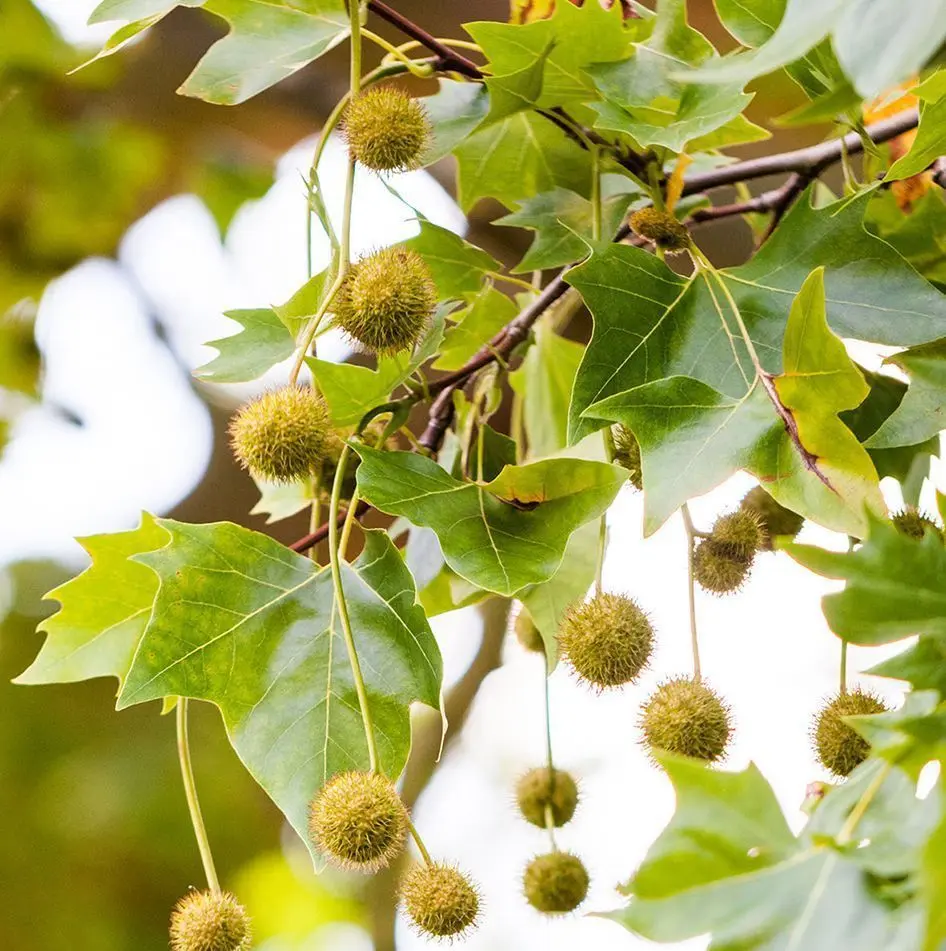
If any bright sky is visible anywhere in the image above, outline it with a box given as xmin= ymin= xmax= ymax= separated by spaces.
xmin=9 ymin=5 xmax=942 ymax=951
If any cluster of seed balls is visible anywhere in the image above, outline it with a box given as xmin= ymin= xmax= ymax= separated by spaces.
xmin=308 ymin=770 xmax=480 ymax=939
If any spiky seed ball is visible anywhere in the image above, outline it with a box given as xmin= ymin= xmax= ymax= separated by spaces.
xmin=523 ymin=851 xmax=589 ymax=915
xmin=558 ymin=592 xmax=655 ymax=689
xmin=334 ymin=247 xmax=437 ymax=356
xmin=629 ymin=208 xmax=691 ymax=253
xmin=515 ymin=767 xmax=579 ymax=828
xmin=692 ymin=540 xmax=751 ymax=595
xmin=740 ymin=486 xmax=804 ymax=550
xmin=514 ymin=609 xmax=545 ymax=654
xmin=169 ymin=890 xmax=251 ymax=951
xmin=229 ymin=386 xmax=330 ymax=484
xmin=612 ymin=425 xmax=642 ymax=490
xmin=891 ymin=506 xmax=942 ymax=541
xmin=640 ymin=676 xmax=733 ymax=763
xmin=710 ymin=509 xmax=765 ymax=557
xmin=308 ymin=771 xmax=408 ymax=872
xmin=344 ymin=86 xmax=431 ymax=172
xmin=812 ymin=688 xmax=888 ymax=777
xmin=400 ymin=862 xmax=480 ymax=938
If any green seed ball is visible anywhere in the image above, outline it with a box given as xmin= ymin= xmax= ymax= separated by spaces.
xmin=629 ymin=207 xmax=691 ymax=252
xmin=891 ymin=506 xmax=942 ymax=541
xmin=335 ymin=246 xmax=437 ymax=356
xmin=523 ymin=851 xmax=589 ymax=915
xmin=308 ymin=771 xmax=408 ymax=872
xmin=611 ymin=424 xmax=642 ymax=490
xmin=229 ymin=386 xmax=331 ymax=483
xmin=515 ymin=767 xmax=579 ymax=828
xmin=169 ymin=890 xmax=251 ymax=951
xmin=692 ymin=540 xmax=752 ymax=595
xmin=640 ymin=676 xmax=733 ymax=763
xmin=812 ymin=688 xmax=888 ymax=777
xmin=344 ymin=85 xmax=431 ymax=172
xmin=400 ymin=862 xmax=480 ymax=938
xmin=710 ymin=508 xmax=765 ymax=557
xmin=514 ymin=609 xmax=546 ymax=654
xmin=740 ymin=486 xmax=804 ymax=550
xmin=559 ymin=592 xmax=655 ymax=689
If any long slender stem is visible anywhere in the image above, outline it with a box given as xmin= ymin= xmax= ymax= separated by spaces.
xmin=595 ymin=514 xmax=607 ymax=595
xmin=287 ymin=272 xmax=345 ymax=386
xmin=680 ymin=503 xmax=702 ymax=682
xmin=590 ymin=146 xmax=603 ymax=243
xmin=176 ymin=699 xmax=220 ymax=893
xmin=362 ymin=29 xmax=434 ymax=76
xmin=543 ymin=657 xmax=558 ymax=852
xmin=329 ymin=448 xmax=379 ymax=772
xmin=408 ymin=819 xmax=433 ymax=864
xmin=840 ymin=641 xmax=848 ymax=695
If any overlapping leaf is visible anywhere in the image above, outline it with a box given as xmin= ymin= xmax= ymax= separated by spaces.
xmin=353 ymin=446 xmax=625 ymax=596
xmin=88 ymin=0 xmax=350 ymax=105
xmin=196 ymin=308 xmax=295 ymax=383
xmin=465 ymin=0 xmax=638 ymax=110
xmin=567 ymin=192 xmax=946 ymax=445
xmin=15 ymin=514 xmax=168 ymax=688
xmin=434 ymin=285 xmax=517 ymax=372
xmin=402 ymin=220 xmax=500 ymax=301
xmin=585 ymin=271 xmax=883 ymax=535
xmin=586 ymin=0 xmax=765 ymax=153
xmin=613 ymin=754 xmax=927 ymax=949
xmin=117 ymin=520 xmax=442 ymax=857
xmin=786 ymin=511 xmax=946 ymax=644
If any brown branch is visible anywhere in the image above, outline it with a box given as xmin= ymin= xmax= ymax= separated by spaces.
xmin=366 ymin=0 xmax=483 ymax=79
xmin=681 ymin=110 xmax=918 ymax=196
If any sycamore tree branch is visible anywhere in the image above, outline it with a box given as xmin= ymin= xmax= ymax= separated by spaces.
xmin=286 ymin=110 xmax=920 ymax=555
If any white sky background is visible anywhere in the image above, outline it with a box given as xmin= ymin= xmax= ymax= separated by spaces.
xmin=7 ymin=5 xmax=944 ymax=951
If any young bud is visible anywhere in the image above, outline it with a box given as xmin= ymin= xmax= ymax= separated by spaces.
xmin=559 ymin=592 xmax=655 ymax=689
xmin=515 ymin=767 xmax=579 ymax=828
xmin=611 ymin=424 xmax=643 ymax=490
xmin=514 ymin=609 xmax=546 ymax=654
xmin=308 ymin=771 xmax=408 ymax=872
xmin=400 ymin=862 xmax=480 ymax=938
xmin=640 ymin=676 xmax=733 ymax=763
xmin=229 ymin=386 xmax=330 ymax=484
xmin=629 ymin=207 xmax=691 ymax=253
xmin=891 ymin=506 xmax=942 ymax=541
xmin=522 ymin=851 xmax=589 ymax=915
xmin=335 ymin=247 xmax=437 ymax=356
xmin=344 ymin=86 xmax=431 ymax=172
xmin=812 ymin=688 xmax=888 ymax=777
xmin=739 ymin=486 xmax=804 ymax=550
xmin=169 ymin=889 xmax=251 ymax=951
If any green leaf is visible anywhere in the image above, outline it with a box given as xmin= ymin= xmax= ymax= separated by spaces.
xmin=273 ymin=267 xmax=331 ymax=337
xmin=118 ymin=520 xmax=441 ymax=857
xmin=868 ymin=191 xmax=946 ymax=287
xmin=683 ymin=0 xmax=843 ymax=88
xmin=465 ymin=0 xmax=637 ymax=109
xmin=15 ymin=514 xmax=168 ymax=688
xmin=403 ymin=220 xmax=500 ymax=301
xmin=866 ymin=342 xmax=946 ymax=449
xmin=614 ymin=753 xmax=925 ymax=949
xmin=567 ymin=192 xmax=946 ymax=444
xmin=452 ymin=111 xmax=592 ymax=212
xmin=422 ymin=80 xmax=490 ymax=166
xmin=510 ymin=323 xmax=585 ymax=460
xmin=518 ymin=519 xmax=599 ymax=669
xmin=922 ymin=803 xmax=946 ymax=951
xmin=250 ymin=477 xmax=315 ymax=524
xmin=586 ymin=0 xmax=757 ymax=153
xmin=585 ymin=270 xmax=883 ymax=535
xmin=887 ymin=89 xmax=946 ymax=182
xmin=713 ymin=0 xmax=785 ymax=47
xmin=495 ymin=182 xmax=636 ymax=273
xmin=870 ymin=637 xmax=946 ymax=696
xmin=91 ymin=0 xmax=350 ymax=105
xmin=353 ymin=447 xmax=626 ymax=597
xmin=195 ymin=308 xmax=295 ymax=383
xmin=834 ymin=2 xmax=946 ymax=100
xmin=482 ymin=43 xmax=552 ymax=123
xmin=434 ymin=285 xmax=517 ymax=372
xmin=785 ymin=511 xmax=946 ymax=644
